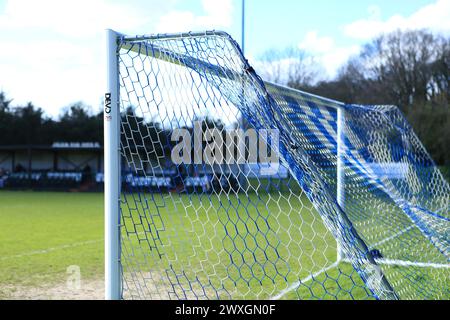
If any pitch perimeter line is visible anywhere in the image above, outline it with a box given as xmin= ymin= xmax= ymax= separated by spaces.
xmin=0 ymin=239 xmax=102 ymax=261
xmin=371 ymin=225 xmax=415 ymax=249
xmin=270 ymin=262 xmax=339 ymax=300
xmin=374 ymin=258 xmax=450 ymax=269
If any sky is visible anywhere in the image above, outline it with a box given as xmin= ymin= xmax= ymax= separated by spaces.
xmin=0 ymin=0 xmax=449 ymax=117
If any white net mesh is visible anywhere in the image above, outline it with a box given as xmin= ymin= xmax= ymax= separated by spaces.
xmin=115 ymin=31 xmax=449 ymax=300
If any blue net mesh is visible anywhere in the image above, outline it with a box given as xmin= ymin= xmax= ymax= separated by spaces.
xmin=116 ymin=31 xmax=449 ymax=300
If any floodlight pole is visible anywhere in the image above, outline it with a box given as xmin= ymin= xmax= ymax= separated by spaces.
xmin=105 ymin=29 xmax=121 ymax=300
xmin=241 ymin=0 xmax=245 ymax=55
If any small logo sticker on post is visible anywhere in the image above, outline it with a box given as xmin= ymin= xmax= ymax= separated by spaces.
xmin=104 ymin=93 xmax=112 ymax=121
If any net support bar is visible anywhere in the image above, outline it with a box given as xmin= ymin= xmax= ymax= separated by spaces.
xmin=105 ymin=29 xmax=121 ymax=300
xmin=337 ymin=107 xmax=345 ymax=262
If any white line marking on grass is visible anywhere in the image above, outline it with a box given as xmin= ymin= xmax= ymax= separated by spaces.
xmin=371 ymin=225 xmax=415 ymax=249
xmin=374 ymin=258 xmax=450 ymax=269
xmin=270 ymin=261 xmax=339 ymax=300
xmin=0 ymin=239 xmax=102 ymax=261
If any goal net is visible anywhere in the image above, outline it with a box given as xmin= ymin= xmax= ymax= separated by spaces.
xmin=105 ymin=30 xmax=449 ymax=300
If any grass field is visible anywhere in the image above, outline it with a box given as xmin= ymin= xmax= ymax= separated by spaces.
xmin=119 ymin=190 xmax=375 ymax=300
xmin=0 ymin=190 xmax=360 ymax=299
xmin=0 ymin=190 xmax=448 ymax=300
xmin=0 ymin=191 xmax=104 ymax=299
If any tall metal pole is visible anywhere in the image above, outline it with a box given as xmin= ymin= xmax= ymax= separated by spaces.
xmin=105 ymin=29 xmax=121 ymax=300
xmin=241 ymin=0 xmax=245 ymax=54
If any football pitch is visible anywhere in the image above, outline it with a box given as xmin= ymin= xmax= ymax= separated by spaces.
xmin=0 ymin=191 xmax=447 ymax=300
xmin=0 ymin=190 xmax=356 ymax=299
xmin=0 ymin=191 xmax=104 ymax=299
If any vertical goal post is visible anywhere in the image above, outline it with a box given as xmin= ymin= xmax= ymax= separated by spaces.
xmin=105 ymin=29 xmax=121 ymax=300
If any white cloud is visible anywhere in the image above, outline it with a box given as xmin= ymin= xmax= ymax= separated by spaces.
xmin=319 ymin=46 xmax=360 ymax=77
xmin=0 ymin=39 xmax=103 ymax=116
xmin=0 ymin=0 xmax=164 ymax=38
xmin=156 ymin=0 xmax=234 ymax=33
xmin=297 ymin=31 xmax=360 ymax=78
xmin=0 ymin=0 xmax=235 ymax=116
xmin=252 ymin=30 xmax=360 ymax=81
xmin=294 ymin=1 xmax=450 ymax=77
xmin=0 ymin=0 xmax=173 ymax=116
xmin=344 ymin=0 xmax=450 ymax=40
xmin=298 ymin=31 xmax=334 ymax=54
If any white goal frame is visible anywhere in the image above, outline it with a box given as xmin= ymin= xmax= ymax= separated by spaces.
xmin=104 ymin=29 xmax=449 ymax=300
xmin=103 ymin=28 xmax=350 ymax=300
xmin=105 ymin=29 xmax=121 ymax=300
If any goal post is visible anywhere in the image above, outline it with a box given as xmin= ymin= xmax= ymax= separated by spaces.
xmin=104 ymin=29 xmax=449 ymax=300
xmin=104 ymin=29 xmax=121 ymax=300
xmin=336 ymin=106 xmax=345 ymax=262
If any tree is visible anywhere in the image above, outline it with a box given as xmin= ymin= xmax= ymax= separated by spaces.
xmin=257 ymin=47 xmax=323 ymax=89
xmin=341 ymin=30 xmax=447 ymax=109
xmin=0 ymin=92 xmax=14 ymax=145
xmin=11 ymin=102 xmax=45 ymax=145
xmin=0 ymin=92 xmax=12 ymax=112
xmin=57 ymin=102 xmax=102 ymax=143
xmin=333 ymin=30 xmax=450 ymax=166
xmin=430 ymin=36 xmax=450 ymax=106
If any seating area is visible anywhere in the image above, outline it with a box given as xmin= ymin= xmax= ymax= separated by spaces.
xmin=184 ymin=176 xmax=211 ymax=192
xmin=125 ymin=174 xmax=173 ymax=189
xmin=121 ymin=173 xmax=239 ymax=193
xmin=3 ymin=171 xmax=84 ymax=190
xmin=0 ymin=170 xmax=238 ymax=193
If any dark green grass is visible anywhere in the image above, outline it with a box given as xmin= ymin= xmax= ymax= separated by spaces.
xmin=120 ymin=190 xmax=356 ymax=299
xmin=0 ymin=191 xmax=104 ymax=294
xmin=0 ymin=191 xmax=447 ymax=300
